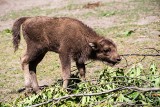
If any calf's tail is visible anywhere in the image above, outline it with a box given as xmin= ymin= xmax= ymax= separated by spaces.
xmin=12 ymin=17 xmax=30 ymax=52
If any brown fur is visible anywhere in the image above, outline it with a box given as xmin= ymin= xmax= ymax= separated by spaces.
xmin=12 ymin=16 xmax=121 ymax=92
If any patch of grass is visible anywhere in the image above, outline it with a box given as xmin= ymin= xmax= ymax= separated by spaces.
xmin=0 ymin=29 xmax=12 ymax=37
xmin=64 ymin=3 xmax=83 ymax=10
xmin=81 ymin=9 xmax=116 ymax=19
xmin=80 ymin=0 xmax=155 ymax=22
xmin=1 ymin=29 xmax=12 ymax=34
xmin=82 ymin=11 xmax=96 ymax=18
xmin=95 ymin=25 xmax=137 ymax=37
xmin=99 ymin=11 xmax=115 ymax=17
xmin=0 ymin=29 xmax=22 ymax=102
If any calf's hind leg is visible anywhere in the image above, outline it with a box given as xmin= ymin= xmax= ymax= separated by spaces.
xmin=21 ymin=54 xmax=32 ymax=92
xmin=21 ymin=49 xmax=46 ymax=93
xmin=29 ymin=52 xmax=46 ymax=92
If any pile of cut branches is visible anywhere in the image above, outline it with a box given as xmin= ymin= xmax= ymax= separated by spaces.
xmin=2 ymin=63 xmax=160 ymax=107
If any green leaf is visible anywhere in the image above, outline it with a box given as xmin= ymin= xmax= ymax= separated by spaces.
xmin=153 ymin=78 xmax=160 ymax=87
xmin=123 ymin=30 xmax=134 ymax=36
xmin=136 ymin=66 xmax=141 ymax=77
xmin=129 ymin=92 xmax=140 ymax=100
xmin=82 ymin=96 xmax=87 ymax=106
xmin=150 ymin=63 xmax=157 ymax=75
xmin=116 ymin=94 xmax=125 ymax=102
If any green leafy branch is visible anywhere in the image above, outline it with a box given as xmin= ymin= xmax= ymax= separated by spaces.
xmin=27 ymin=86 xmax=160 ymax=107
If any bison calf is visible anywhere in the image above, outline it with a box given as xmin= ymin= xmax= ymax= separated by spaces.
xmin=12 ymin=16 xmax=121 ymax=92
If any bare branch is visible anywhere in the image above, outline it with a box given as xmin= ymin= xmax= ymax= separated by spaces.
xmin=121 ymin=56 xmax=129 ymax=67
xmin=124 ymin=87 xmax=160 ymax=92
xmin=143 ymin=48 xmax=160 ymax=53
xmin=120 ymin=54 xmax=160 ymax=57
xmin=114 ymin=102 xmax=146 ymax=106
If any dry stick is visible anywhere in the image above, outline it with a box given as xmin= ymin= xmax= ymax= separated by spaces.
xmin=121 ymin=48 xmax=160 ymax=56
xmin=140 ymin=55 xmax=146 ymax=62
xmin=120 ymin=54 xmax=160 ymax=56
xmin=121 ymin=56 xmax=129 ymax=67
xmin=143 ymin=48 xmax=160 ymax=53
xmin=27 ymin=87 xmax=160 ymax=107
xmin=120 ymin=53 xmax=159 ymax=68
xmin=114 ymin=102 xmax=146 ymax=106
xmin=90 ymin=98 xmax=107 ymax=107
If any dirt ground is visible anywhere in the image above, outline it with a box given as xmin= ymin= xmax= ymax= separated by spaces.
xmin=0 ymin=0 xmax=160 ymax=103
xmin=1 ymin=0 xmax=159 ymax=31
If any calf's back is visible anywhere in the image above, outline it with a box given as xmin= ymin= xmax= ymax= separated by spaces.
xmin=22 ymin=16 xmax=100 ymax=54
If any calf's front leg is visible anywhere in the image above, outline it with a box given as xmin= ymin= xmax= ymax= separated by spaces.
xmin=59 ymin=54 xmax=71 ymax=89
xmin=76 ymin=62 xmax=86 ymax=81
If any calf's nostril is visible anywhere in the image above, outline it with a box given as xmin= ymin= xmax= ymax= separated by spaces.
xmin=117 ymin=57 xmax=121 ymax=62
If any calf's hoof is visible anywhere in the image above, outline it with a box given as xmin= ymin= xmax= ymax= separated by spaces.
xmin=24 ymin=87 xmax=40 ymax=95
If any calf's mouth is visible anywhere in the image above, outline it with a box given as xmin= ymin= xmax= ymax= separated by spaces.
xmin=103 ymin=59 xmax=120 ymax=67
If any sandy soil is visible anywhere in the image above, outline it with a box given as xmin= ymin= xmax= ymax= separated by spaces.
xmin=0 ymin=0 xmax=160 ymax=31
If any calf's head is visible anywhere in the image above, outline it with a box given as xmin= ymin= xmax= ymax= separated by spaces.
xmin=89 ymin=38 xmax=121 ymax=66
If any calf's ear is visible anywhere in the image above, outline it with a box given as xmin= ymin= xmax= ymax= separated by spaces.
xmin=89 ymin=43 xmax=98 ymax=50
